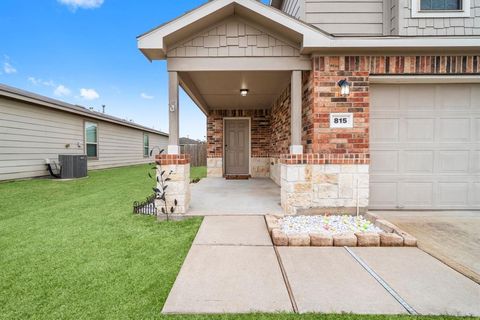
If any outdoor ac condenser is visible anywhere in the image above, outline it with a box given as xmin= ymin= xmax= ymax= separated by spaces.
xmin=58 ymin=155 xmax=88 ymax=179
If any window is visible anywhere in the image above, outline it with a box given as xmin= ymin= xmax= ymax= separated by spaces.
xmin=420 ymin=0 xmax=461 ymax=10
xmin=143 ymin=133 xmax=149 ymax=157
xmin=85 ymin=122 xmax=98 ymax=158
xmin=412 ymin=0 xmax=470 ymax=17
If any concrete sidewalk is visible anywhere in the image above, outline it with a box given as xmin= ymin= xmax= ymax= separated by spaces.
xmin=162 ymin=215 xmax=480 ymax=316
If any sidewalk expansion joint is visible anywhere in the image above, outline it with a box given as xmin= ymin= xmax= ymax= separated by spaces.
xmin=274 ymin=246 xmax=299 ymax=313
xmin=344 ymin=246 xmax=418 ymax=315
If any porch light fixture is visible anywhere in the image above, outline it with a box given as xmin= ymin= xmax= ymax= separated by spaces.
xmin=337 ymin=79 xmax=351 ymax=96
xmin=240 ymin=89 xmax=249 ymax=97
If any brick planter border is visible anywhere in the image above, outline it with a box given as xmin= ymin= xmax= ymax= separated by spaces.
xmin=265 ymin=212 xmax=417 ymax=247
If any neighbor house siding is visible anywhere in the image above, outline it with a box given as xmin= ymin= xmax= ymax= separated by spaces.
xmin=0 ymin=96 xmax=167 ymax=181
xmin=396 ymin=0 xmax=480 ymax=35
xmin=305 ymin=0 xmax=385 ymax=35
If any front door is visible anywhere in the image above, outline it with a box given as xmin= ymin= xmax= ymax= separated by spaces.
xmin=224 ymin=119 xmax=249 ymax=175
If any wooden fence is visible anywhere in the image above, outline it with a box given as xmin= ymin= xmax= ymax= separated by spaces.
xmin=180 ymin=143 xmax=207 ymax=167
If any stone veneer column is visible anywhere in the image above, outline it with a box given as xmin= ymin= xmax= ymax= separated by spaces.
xmin=155 ymin=154 xmax=190 ymax=215
xmin=280 ymin=154 xmax=369 ymax=215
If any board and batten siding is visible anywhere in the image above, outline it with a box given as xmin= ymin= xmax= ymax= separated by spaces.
xmin=395 ymin=0 xmax=480 ymax=35
xmin=0 ymin=96 xmax=167 ymax=181
xmin=305 ymin=0 xmax=385 ymax=35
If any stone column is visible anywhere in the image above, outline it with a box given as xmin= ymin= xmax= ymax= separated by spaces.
xmin=155 ymin=154 xmax=191 ymax=217
xmin=168 ymin=71 xmax=180 ymax=155
xmin=290 ymin=70 xmax=303 ymax=154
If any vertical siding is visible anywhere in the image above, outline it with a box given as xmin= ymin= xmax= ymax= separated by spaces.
xmin=397 ymin=0 xmax=480 ymax=35
xmin=281 ymin=0 xmax=304 ymax=20
xmin=305 ymin=0 xmax=385 ymax=35
xmin=0 ymin=96 xmax=168 ymax=181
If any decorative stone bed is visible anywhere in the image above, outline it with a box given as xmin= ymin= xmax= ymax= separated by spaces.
xmin=265 ymin=212 xmax=417 ymax=247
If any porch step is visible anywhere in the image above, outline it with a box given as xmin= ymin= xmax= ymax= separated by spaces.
xmin=225 ymin=175 xmax=250 ymax=180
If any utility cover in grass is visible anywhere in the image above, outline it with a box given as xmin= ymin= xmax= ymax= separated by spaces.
xmin=280 ymin=215 xmax=382 ymax=235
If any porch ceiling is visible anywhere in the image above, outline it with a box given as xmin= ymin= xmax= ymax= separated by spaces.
xmin=180 ymin=71 xmax=290 ymax=112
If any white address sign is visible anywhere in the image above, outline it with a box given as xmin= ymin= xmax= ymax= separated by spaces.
xmin=330 ymin=113 xmax=353 ymax=128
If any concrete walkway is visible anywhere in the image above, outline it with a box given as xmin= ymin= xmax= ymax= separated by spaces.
xmin=162 ymin=215 xmax=480 ymax=315
xmin=187 ymin=178 xmax=283 ymax=216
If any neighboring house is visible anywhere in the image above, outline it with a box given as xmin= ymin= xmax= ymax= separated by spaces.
xmin=137 ymin=0 xmax=480 ymax=214
xmin=0 ymin=84 xmax=168 ymax=181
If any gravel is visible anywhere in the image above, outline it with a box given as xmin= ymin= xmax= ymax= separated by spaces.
xmin=279 ymin=215 xmax=382 ymax=236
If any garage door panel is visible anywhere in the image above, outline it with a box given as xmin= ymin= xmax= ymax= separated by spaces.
xmin=370 ymin=118 xmax=399 ymax=142
xmin=403 ymin=151 xmax=434 ymax=173
xmin=439 ymin=118 xmax=471 ymax=142
xmin=369 ymin=182 xmax=398 ymax=207
xmin=475 ymin=119 xmax=480 ymax=140
xmin=437 ymin=150 xmax=469 ymax=173
xmin=472 ymin=183 xmax=480 ymax=205
xmin=371 ymin=85 xmax=400 ymax=110
xmin=438 ymin=84 xmax=472 ymax=110
xmin=402 ymin=85 xmax=436 ymax=110
xmin=405 ymin=118 xmax=435 ymax=142
xmin=473 ymin=151 xmax=480 ymax=173
xmin=371 ymin=150 xmax=398 ymax=173
xmin=437 ymin=182 xmax=469 ymax=206
xmin=370 ymin=83 xmax=479 ymax=210
xmin=401 ymin=182 xmax=433 ymax=207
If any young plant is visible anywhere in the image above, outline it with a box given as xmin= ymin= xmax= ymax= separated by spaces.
xmin=148 ymin=147 xmax=178 ymax=221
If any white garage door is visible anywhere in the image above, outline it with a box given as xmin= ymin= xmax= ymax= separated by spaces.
xmin=370 ymin=83 xmax=480 ymax=209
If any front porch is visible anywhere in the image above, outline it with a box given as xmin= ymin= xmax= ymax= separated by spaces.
xmin=140 ymin=0 xmax=370 ymax=215
xmin=187 ymin=177 xmax=282 ymax=215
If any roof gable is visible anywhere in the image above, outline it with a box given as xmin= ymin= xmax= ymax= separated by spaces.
xmin=138 ymin=0 xmax=328 ymax=60
xmin=167 ymin=17 xmax=300 ymax=58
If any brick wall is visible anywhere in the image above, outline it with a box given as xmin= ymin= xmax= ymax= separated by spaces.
xmin=207 ymin=109 xmax=270 ymax=158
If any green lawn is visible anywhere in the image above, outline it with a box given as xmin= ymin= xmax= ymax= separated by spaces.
xmin=0 ymin=165 xmax=472 ymax=320
xmin=190 ymin=166 xmax=206 ymax=182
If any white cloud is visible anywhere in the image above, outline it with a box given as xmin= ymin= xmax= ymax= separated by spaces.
xmin=140 ymin=92 xmax=154 ymax=100
xmin=57 ymin=0 xmax=104 ymax=11
xmin=80 ymin=88 xmax=100 ymax=100
xmin=3 ymin=62 xmax=17 ymax=74
xmin=28 ymin=77 xmax=56 ymax=87
xmin=54 ymin=85 xmax=71 ymax=97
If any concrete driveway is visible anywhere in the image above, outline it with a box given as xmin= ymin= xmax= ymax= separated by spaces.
xmin=374 ymin=210 xmax=480 ymax=283
xmin=162 ymin=215 xmax=480 ymax=315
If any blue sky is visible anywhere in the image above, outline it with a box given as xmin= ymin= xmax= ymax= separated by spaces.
xmin=0 ymin=0 xmax=266 ymax=140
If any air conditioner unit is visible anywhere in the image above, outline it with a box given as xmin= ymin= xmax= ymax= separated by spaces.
xmin=58 ymin=155 xmax=88 ymax=179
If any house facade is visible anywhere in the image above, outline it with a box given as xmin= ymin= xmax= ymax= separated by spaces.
xmin=138 ymin=0 xmax=480 ymax=214
xmin=0 ymin=84 xmax=168 ymax=181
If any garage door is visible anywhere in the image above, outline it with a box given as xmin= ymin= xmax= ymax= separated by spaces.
xmin=370 ymin=83 xmax=480 ymax=209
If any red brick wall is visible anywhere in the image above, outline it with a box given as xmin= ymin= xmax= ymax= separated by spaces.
xmin=207 ymin=109 xmax=271 ymax=158
xmin=207 ymin=55 xmax=480 ymax=164
xmin=292 ymin=55 xmax=480 ymax=165
xmin=270 ymin=85 xmax=290 ymax=156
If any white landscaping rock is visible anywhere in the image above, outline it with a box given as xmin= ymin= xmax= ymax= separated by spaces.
xmin=279 ymin=215 xmax=382 ymax=236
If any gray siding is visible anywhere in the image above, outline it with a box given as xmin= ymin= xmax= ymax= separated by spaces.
xmin=396 ymin=0 xmax=480 ymax=35
xmin=305 ymin=0 xmax=385 ymax=35
xmin=167 ymin=17 xmax=300 ymax=57
xmin=0 ymin=96 xmax=167 ymax=181
xmin=281 ymin=0 xmax=304 ymax=20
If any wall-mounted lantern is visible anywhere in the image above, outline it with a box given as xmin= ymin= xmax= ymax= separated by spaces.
xmin=337 ymin=79 xmax=351 ymax=97
xmin=240 ymin=89 xmax=249 ymax=97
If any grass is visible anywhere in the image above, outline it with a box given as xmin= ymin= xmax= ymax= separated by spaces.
xmin=0 ymin=165 xmax=473 ymax=320
xmin=190 ymin=166 xmax=207 ymax=182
